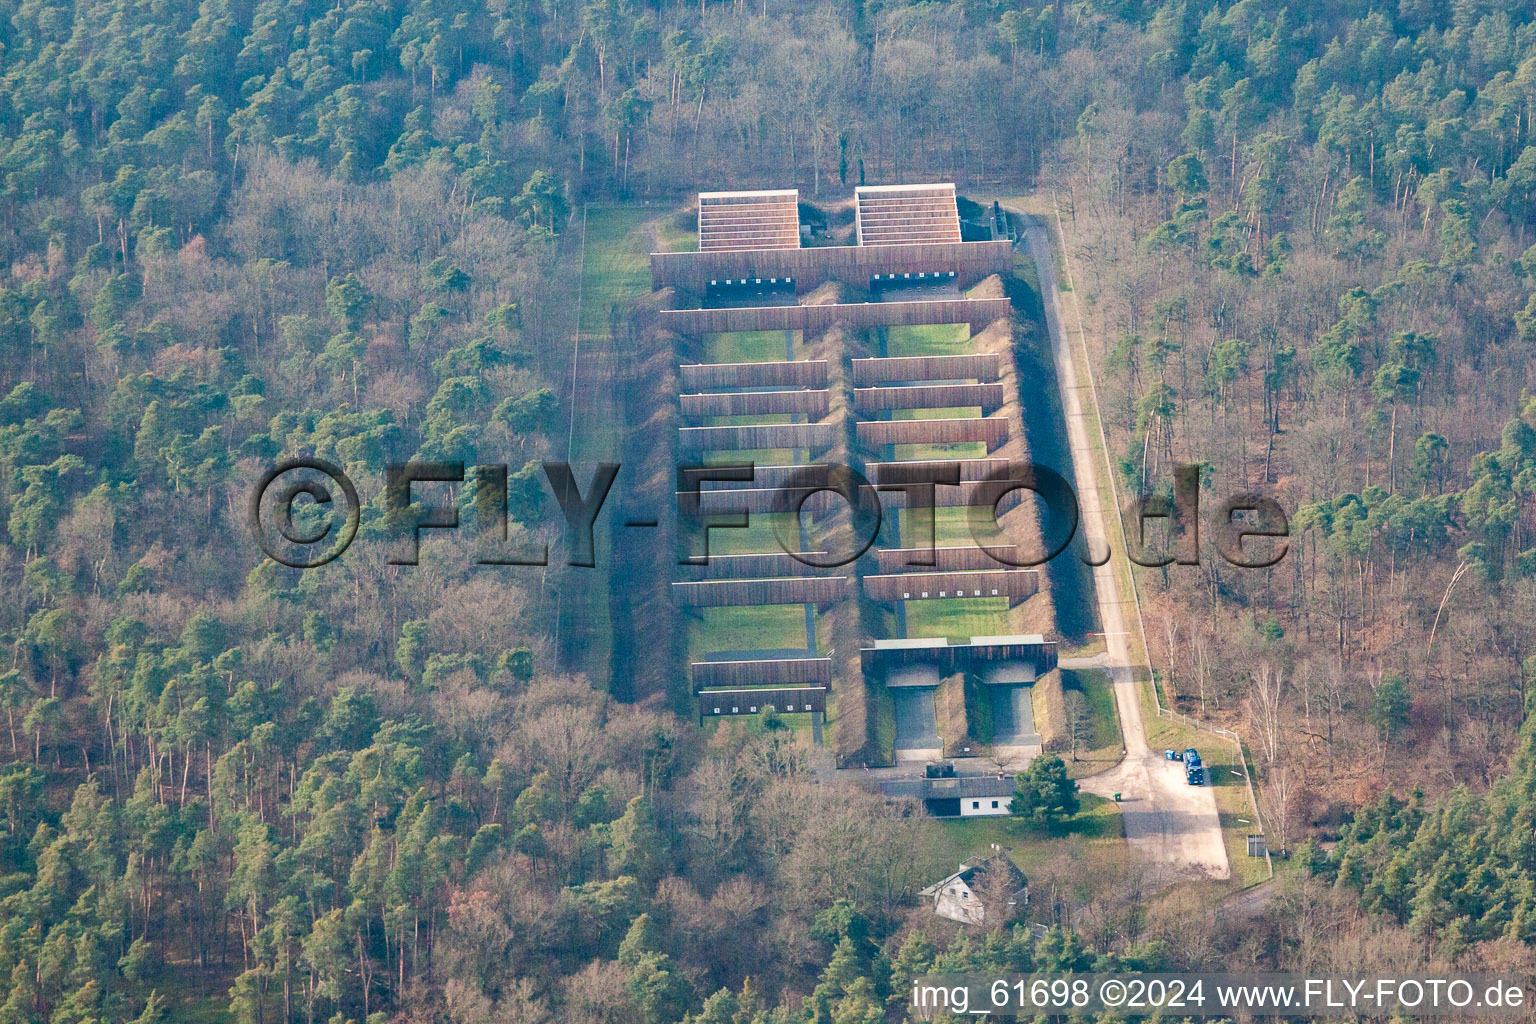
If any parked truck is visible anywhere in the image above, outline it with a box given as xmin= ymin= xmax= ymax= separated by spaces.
xmin=1184 ymin=749 xmax=1204 ymax=785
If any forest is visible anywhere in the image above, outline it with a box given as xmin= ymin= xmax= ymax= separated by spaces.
xmin=2 ymin=0 xmax=1536 ymax=1016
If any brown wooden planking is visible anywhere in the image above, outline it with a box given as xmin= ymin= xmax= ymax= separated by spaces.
xmin=681 ymin=552 xmax=831 ymax=579
xmin=851 ymin=353 xmax=1001 ymax=384
xmin=691 ymin=658 xmax=833 ymax=688
xmin=650 ymin=239 xmax=1011 ymax=293
xmin=862 ymin=569 xmax=1039 ymax=603
xmin=855 ymin=416 xmax=1009 ymax=449
xmin=681 ymin=389 xmax=831 ymax=418
xmin=658 ymin=298 xmax=1011 ymax=335
xmin=680 ymin=422 xmax=833 ymax=451
xmin=672 ymin=576 xmax=849 ymax=607
xmin=688 ymin=486 xmax=861 ymax=514
xmin=874 ymin=545 xmax=1023 ymax=572
xmin=698 ymin=687 xmax=827 ymax=716
xmin=680 ymin=360 xmax=827 ymax=390
xmin=853 ymin=382 xmax=1004 ymax=413
xmin=868 ymin=458 xmax=1010 ymax=483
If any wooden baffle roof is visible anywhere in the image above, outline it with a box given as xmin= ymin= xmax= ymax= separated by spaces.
xmin=859 ymin=634 xmax=1058 ymax=678
xmin=698 ymin=687 xmax=827 ymax=716
xmin=855 ymin=183 xmax=962 ymax=246
xmin=672 ymin=576 xmax=849 ymax=608
xmin=863 ymin=569 xmax=1039 ymax=603
xmin=855 ymin=416 xmax=1010 ymax=449
xmin=691 ymin=657 xmax=833 ymax=688
xmin=698 ymin=189 xmax=801 ymax=252
xmin=854 ymin=382 xmax=1004 ymax=413
xmin=680 ymin=422 xmax=834 ymax=452
xmin=851 ymin=353 xmax=1001 ymax=385
xmin=681 ymin=360 xmax=828 ymax=390
xmin=681 ymin=389 xmax=831 ymax=419
xmin=874 ymin=545 xmax=1020 ymax=572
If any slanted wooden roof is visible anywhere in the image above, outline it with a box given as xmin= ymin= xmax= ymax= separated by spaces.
xmin=854 ymin=382 xmax=1004 ymax=413
xmin=863 ymin=569 xmax=1039 ymax=603
xmin=855 ymin=416 xmax=1009 ymax=449
xmin=681 ymin=389 xmax=831 ymax=419
xmin=698 ymin=687 xmax=827 ymax=716
xmin=680 ymin=422 xmax=834 ymax=452
xmin=851 ymin=353 xmax=1001 ymax=384
xmin=856 ymin=183 xmax=962 ymax=246
xmin=691 ymin=657 xmax=833 ymax=689
xmin=680 ymin=360 xmax=828 ymax=390
xmin=698 ymin=189 xmax=801 ymax=252
xmin=671 ymin=576 xmax=848 ymax=608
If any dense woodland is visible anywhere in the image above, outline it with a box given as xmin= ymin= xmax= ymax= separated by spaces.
xmin=1049 ymin=0 xmax=1536 ymax=835
xmin=2 ymin=0 xmax=1536 ymax=1016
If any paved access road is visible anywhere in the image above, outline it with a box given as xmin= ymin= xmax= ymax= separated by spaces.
xmin=1021 ymin=221 xmax=1230 ymax=883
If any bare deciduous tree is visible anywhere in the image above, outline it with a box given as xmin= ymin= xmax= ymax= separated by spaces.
xmin=1065 ymin=689 xmax=1091 ymax=760
xmin=1248 ymin=662 xmax=1285 ymax=769
xmin=1190 ymin=620 xmax=1212 ymax=715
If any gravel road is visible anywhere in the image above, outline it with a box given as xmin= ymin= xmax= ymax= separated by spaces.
xmin=1021 ymin=219 xmax=1231 ymax=882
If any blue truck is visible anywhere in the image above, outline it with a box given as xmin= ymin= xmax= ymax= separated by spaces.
xmin=1184 ymin=749 xmax=1204 ymax=785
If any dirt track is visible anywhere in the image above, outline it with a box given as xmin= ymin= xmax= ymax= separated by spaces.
xmin=1021 ymin=220 xmax=1230 ymax=883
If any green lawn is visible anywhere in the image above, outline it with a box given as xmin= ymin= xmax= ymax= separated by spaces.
xmin=904 ymin=597 xmax=1012 ymax=642
xmin=939 ymin=793 xmax=1125 ymax=877
xmin=880 ymin=321 xmax=988 ymax=458
xmin=653 ymin=210 xmax=697 ymax=252
xmin=703 ymin=330 xmax=798 ymax=363
xmin=897 ymin=507 xmax=986 ymax=547
xmin=892 ymin=406 xmax=983 ymax=419
xmin=885 ymin=323 xmax=971 ymax=356
xmin=698 ymin=448 xmax=801 ymax=466
xmin=578 ymin=207 xmax=653 ymax=337
xmin=713 ymin=414 xmax=793 ymax=425
xmin=687 ymin=604 xmax=812 ymax=659
xmin=895 ymin=442 xmax=988 ymax=460
xmin=692 ymin=511 xmax=802 ymax=555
